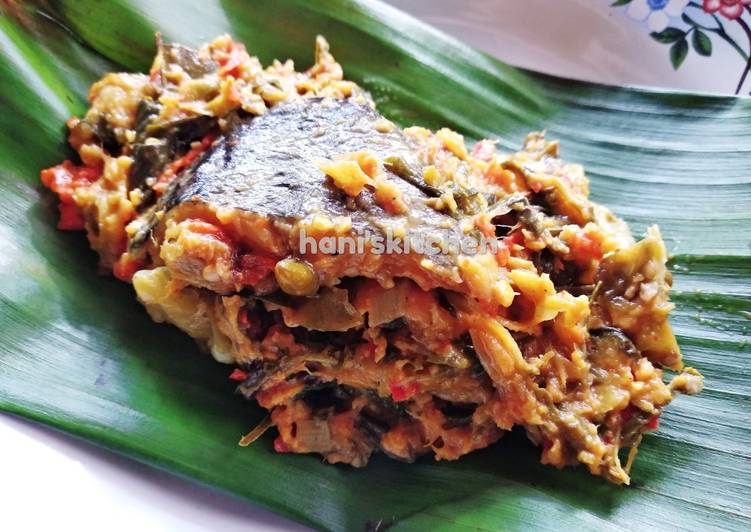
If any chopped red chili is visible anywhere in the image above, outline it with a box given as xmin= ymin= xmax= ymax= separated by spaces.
xmin=112 ymin=254 xmax=145 ymax=283
xmin=236 ymin=253 xmax=278 ymax=286
xmin=646 ymin=414 xmax=660 ymax=431
xmin=40 ymin=161 xmax=102 ymax=230
xmin=389 ymin=380 xmax=420 ymax=402
xmin=229 ymin=368 xmax=249 ymax=382
xmin=57 ymin=202 xmax=87 ymax=231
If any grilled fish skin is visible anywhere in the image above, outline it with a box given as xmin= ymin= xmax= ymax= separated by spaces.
xmin=134 ymin=97 xmax=474 ymax=280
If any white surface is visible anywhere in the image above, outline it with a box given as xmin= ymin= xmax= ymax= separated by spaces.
xmin=3 ymin=2 xmax=749 ymax=531
xmin=0 ymin=414 xmax=307 ymax=532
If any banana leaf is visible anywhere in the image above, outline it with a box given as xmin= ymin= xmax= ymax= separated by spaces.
xmin=0 ymin=1 xmax=749 ymax=530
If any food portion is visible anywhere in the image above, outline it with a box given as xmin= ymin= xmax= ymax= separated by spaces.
xmin=40 ymin=35 xmax=702 ymax=484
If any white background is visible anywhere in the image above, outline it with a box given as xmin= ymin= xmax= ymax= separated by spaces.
xmin=2 ymin=1 xmax=744 ymax=531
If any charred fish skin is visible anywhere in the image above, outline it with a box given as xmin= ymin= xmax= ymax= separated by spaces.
xmin=171 ymin=97 xmax=411 ymax=217
xmin=150 ymin=97 xmax=467 ymax=255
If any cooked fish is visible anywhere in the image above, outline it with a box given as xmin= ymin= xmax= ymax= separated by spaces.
xmin=131 ymin=97 xmax=470 ymax=295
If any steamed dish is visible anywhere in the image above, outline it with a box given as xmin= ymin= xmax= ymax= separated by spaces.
xmin=40 ymin=35 xmax=702 ymax=484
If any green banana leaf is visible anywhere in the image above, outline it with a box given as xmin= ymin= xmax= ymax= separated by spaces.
xmin=1 ymin=0 xmax=749 ymax=529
